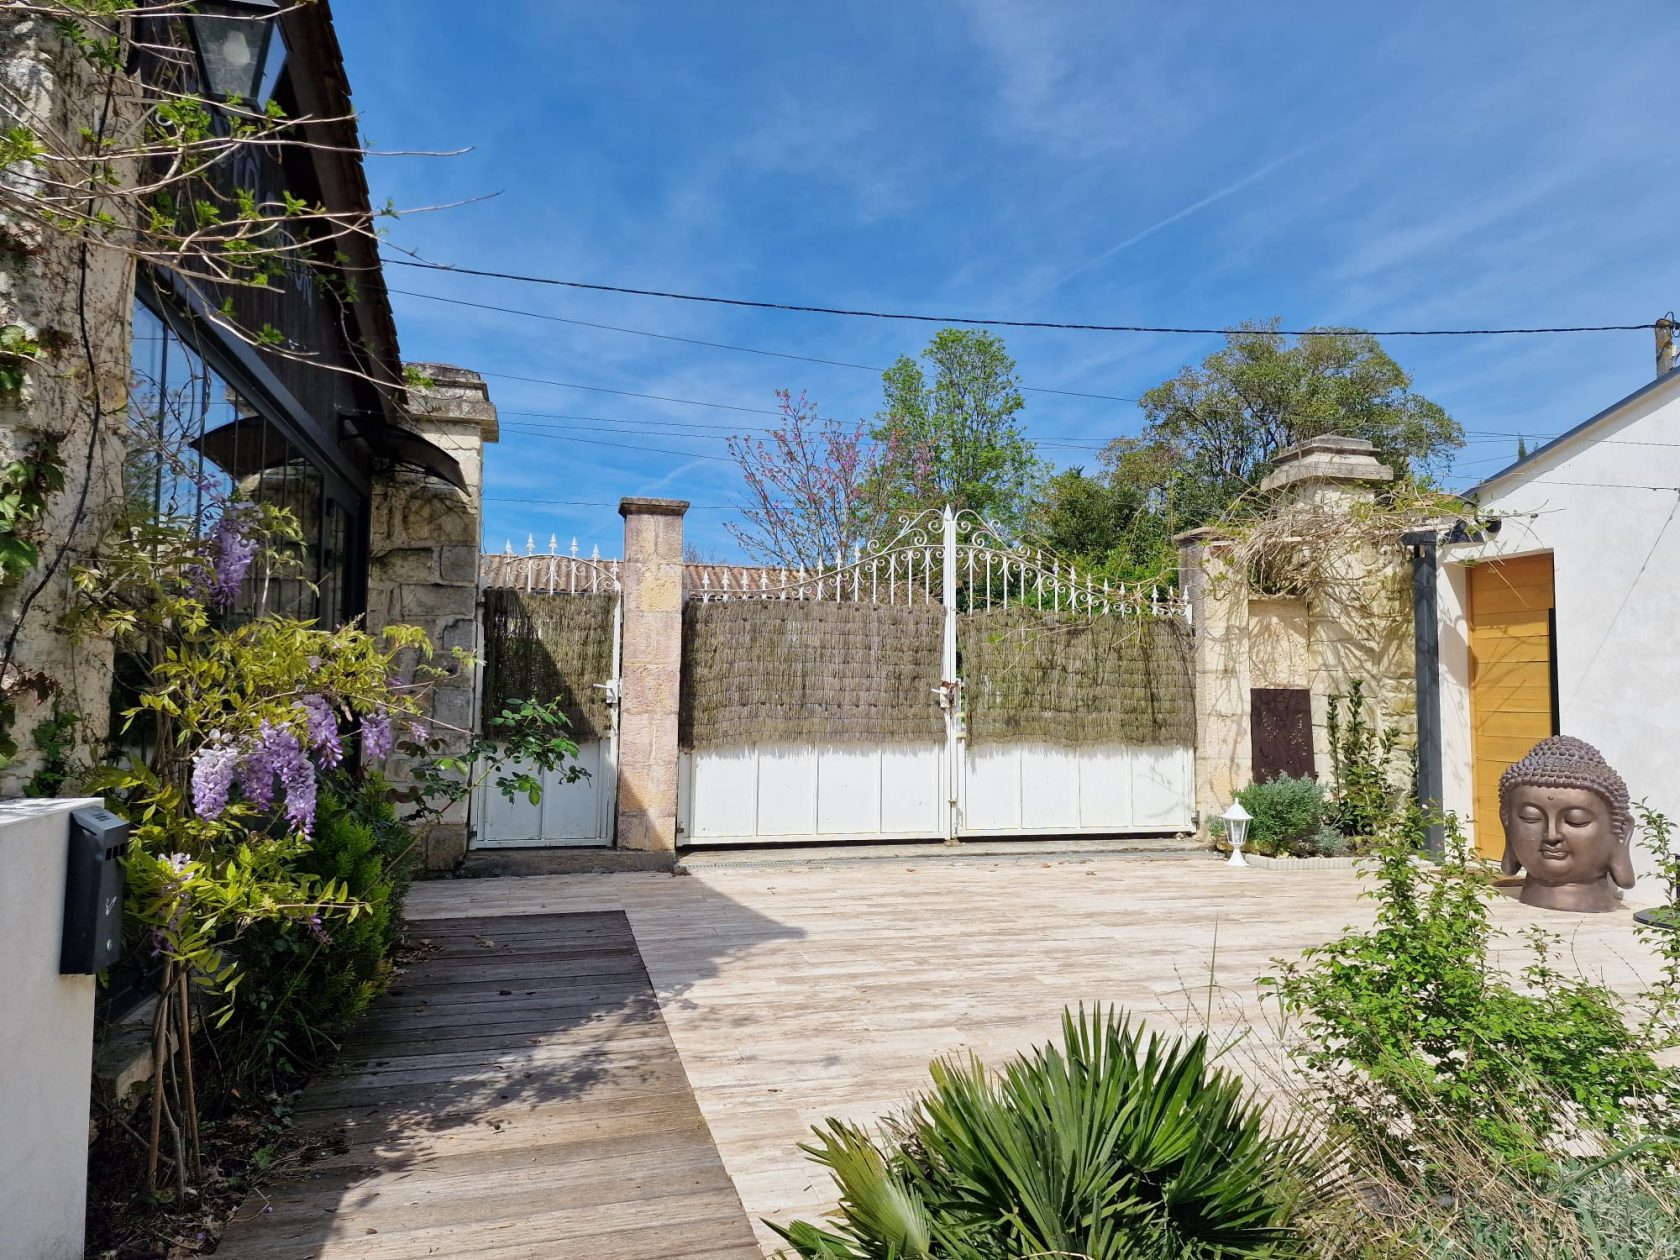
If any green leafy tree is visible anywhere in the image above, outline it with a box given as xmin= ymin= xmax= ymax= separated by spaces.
xmin=1112 ymin=320 xmax=1463 ymax=533
xmin=1029 ymin=461 xmax=1178 ymax=586
xmin=867 ymin=329 xmax=1044 ymax=531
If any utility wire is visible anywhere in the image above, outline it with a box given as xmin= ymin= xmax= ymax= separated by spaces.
xmin=389 ymin=287 xmax=1140 ymax=403
xmin=500 ymin=411 xmax=1114 ymax=452
xmin=501 ymin=424 xmax=735 ymax=462
xmin=384 ymin=255 xmax=1655 ymax=337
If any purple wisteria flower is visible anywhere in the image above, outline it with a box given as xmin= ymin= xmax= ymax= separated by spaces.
xmin=242 ymin=720 xmax=317 ymax=833
xmin=296 ymin=694 xmax=343 ymax=768
xmin=191 ymin=734 xmax=240 ymax=820
xmin=361 ymin=710 xmax=392 ymax=762
xmin=205 ymin=507 xmax=259 ymax=607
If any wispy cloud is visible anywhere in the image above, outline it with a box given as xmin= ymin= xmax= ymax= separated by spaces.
xmin=1044 ymin=144 xmax=1315 ymax=293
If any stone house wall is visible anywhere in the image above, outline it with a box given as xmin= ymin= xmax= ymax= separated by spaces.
xmin=365 ymin=364 xmax=498 ymax=871
xmin=0 ymin=17 xmax=141 ymax=792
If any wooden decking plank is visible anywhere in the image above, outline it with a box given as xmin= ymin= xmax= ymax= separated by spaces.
xmin=217 ymin=910 xmax=758 ymax=1259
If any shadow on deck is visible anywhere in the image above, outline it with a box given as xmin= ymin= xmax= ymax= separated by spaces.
xmin=217 ymin=894 xmax=802 ymax=1259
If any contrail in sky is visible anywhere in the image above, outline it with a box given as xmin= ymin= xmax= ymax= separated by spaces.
xmin=1047 ymin=142 xmax=1315 ymax=292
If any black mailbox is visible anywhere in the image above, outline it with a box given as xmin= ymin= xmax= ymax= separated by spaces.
xmin=60 ymin=806 xmax=130 ymax=975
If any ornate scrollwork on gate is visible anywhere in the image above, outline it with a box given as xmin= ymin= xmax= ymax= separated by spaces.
xmin=483 ymin=534 xmax=623 ymax=595
xmin=951 ymin=507 xmax=1186 ymax=619
xmin=692 ymin=506 xmax=949 ymax=606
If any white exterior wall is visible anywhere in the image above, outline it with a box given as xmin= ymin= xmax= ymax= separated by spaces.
xmin=0 ymin=797 xmax=103 ymax=1260
xmin=1439 ymin=371 xmax=1680 ymax=879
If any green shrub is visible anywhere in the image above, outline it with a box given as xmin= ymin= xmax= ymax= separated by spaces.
xmin=1264 ymin=806 xmax=1680 ymax=1175
xmin=772 ymin=1005 xmax=1328 ymax=1260
xmin=1209 ymin=774 xmax=1330 ymax=857
xmin=1325 ymin=680 xmax=1405 ymax=839
xmin=216 ymin=773 xmax=416 ymax=1087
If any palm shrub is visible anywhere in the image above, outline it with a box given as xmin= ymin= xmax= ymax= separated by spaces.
xmin=772 ymin=1006 xmax=1329 ymax=1260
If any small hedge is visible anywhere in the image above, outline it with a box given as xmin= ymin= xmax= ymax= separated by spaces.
xmin=1211 ymin=774 xmax=1345 ymax=858
xmin=217 ymin=773 xmax=416 ymax=1088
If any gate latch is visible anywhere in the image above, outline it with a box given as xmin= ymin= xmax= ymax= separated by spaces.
xmin=932 ymin=679 xmax=959 ymax=711
xmin=593 ymin=680 xmax=621 ymax=706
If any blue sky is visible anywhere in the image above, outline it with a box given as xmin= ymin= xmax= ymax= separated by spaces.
xmin=334 ymin=3 xmax=1680 ymax=562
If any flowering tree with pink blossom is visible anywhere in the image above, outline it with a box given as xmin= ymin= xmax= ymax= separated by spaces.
xmin=725 ymin=390 xmax=888 ymax=569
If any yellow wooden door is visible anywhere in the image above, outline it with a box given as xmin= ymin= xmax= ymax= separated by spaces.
xmin=1468 ymin=554 xmax=1556 ymax=857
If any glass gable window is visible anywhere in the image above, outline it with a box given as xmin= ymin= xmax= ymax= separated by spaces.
xmin=129 ymin=296 xmax=362 ymax=628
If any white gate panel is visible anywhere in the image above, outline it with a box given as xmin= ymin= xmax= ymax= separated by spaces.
xmin=472 ymin=739 xmax=613 ymax=848
xmin=1130 ymin=746 xmax=1196 ymax=828
xmin=756 ymin=748 xmax=818 ymax=836
xmin=681 ymin=743 xmax=945 ymax=845
xmin=960 ymin=743 xmax=1193 ymax=837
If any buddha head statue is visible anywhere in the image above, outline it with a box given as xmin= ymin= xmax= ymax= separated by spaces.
xmin=1499 ymin=735 xmax=1634 ymax=913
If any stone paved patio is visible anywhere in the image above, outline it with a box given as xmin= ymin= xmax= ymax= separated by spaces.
xmin=406 ymin=853 xmax=1666 ymax=1254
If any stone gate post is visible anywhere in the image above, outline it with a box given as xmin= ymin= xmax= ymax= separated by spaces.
xmin=366 ymin=363 xmax=497 ymax=870
xmin=615 ymin=497 xmax=688 ymax=853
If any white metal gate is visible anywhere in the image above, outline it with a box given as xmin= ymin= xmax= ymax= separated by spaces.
xmin=679 ymin=507 xmax=1195 ymax=846
xmin=473 ymin=538 xmax=621 ymax=848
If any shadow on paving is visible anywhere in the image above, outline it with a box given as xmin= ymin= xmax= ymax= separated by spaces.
xmin=216 ymin=893 xmax=803 ymax=1260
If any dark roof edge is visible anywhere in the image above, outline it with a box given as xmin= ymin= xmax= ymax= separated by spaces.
xmin=1473 ymin=368 xmax=1680 ymax=496
xmin=280 ymin=0 xmax=404 ymax=416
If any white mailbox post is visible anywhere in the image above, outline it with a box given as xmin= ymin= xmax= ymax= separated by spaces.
xmin=0 ymin=797 xmax=106 ymax=1260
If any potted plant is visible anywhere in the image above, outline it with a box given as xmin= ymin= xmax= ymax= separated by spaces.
xmin=1633 ymin=803 xmax=1679 ymax=931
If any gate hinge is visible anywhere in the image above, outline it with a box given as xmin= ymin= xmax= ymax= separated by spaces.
xmin=593 ymin=680 xmax=621 ymax=706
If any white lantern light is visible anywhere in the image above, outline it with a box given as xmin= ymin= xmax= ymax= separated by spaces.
xmin=1223 ymin=801 xmax=1252 ymax=867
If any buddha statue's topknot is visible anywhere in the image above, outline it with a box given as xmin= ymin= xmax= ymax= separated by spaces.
xmin=1499 ymin=735 xmax=1630 ymax=819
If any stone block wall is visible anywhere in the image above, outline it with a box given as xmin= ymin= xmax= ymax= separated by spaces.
xmin=0 ymin=19 xmax=140 ymax=793
xmin=366 ymin=364 xmax=498 ymax=870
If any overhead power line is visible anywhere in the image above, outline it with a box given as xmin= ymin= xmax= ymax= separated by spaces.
xmin=384 ymin=255 xmax=1655 ymax=337
xmin=389 ymin=287 xmax=1140 ymax=403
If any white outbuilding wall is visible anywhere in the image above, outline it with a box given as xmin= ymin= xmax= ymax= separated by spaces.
xmin=1438 ymin=369 xmax=1680 ymax=880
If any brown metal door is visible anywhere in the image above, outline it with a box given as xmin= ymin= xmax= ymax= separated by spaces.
xmin=1251 ymin=687 xmax=1315 ymax=783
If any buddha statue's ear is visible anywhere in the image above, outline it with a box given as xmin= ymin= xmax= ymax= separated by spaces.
xmin=1499 ymin=807 xmax=1521 ymax=875
xmin=1610 ymin=813 xmax=1637 ymax=889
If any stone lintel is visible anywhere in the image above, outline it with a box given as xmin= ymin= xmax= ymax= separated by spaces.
xmin=620 ymin=496 xmax=691 ymax=518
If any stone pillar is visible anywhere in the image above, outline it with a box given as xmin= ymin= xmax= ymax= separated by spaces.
xmin=615 ymin=497 xmax=687 ymax=854
xmin=1177 ymin=527 xmax=1250 ymax=830
xmin=0 ymin=19 xmax=139 ymax=794
xmin=366 ymin=364 xmax=498 ymax=871
xmin=1258 ymin=437 xmax=1413 ymax=766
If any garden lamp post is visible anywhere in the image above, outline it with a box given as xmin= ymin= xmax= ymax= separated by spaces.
xmin=186 ymin=0 xmax=284 ymax=103
xmin=1223 ymin=801 xmax=1252 ymax=867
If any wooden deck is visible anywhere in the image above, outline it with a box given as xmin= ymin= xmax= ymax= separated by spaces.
xmin=217 ymin=910 xmax=762 ymax=1259
xmin=402 ymin=854 xmax=1665 ymax=1254
xmin=221 ymin=853 xmax=1666 ymax=1256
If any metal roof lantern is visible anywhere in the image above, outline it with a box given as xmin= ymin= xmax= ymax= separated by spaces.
xmin=187 ymin=0 xmax=286 ymax=105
